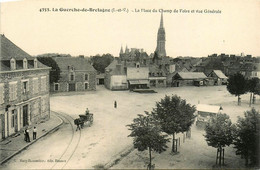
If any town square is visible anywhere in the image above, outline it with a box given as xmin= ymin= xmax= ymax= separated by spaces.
xmin=0 ymin=0 xmax=260 ymax=169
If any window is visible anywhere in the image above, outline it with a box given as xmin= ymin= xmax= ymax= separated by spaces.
xmin=11 ymin=110 xmax=15 ymax=128
xmin=23 ymin=81 xmax=29 ymax=93
xmin=84 ymin=82 xmax=89 ymax=90
xmin=23 ymin=58 xmax=28 ymax=69
xmin=0 ymin=83 xmax=4 ymax=104
xmin=54 ymin=83 xmax=59 ymax=91
xmin=33 ymin=78 xmax=39 ymax=94
xmin=10 ymin=58 xmax=16 ymax=70
xmin=158 ymin=80 xmax=164 ymax=84
xmin=70 ymin=73 xmax=75 ymax=81
xmin=84 ymin=74 xmax=89 ymax=81
xmin=34 ymin=59 xmax=38 ymax=68
xmin=9 ymin=82 xmax=17 ymax=101
xmin=41 ymin=76 xmax=47 ymax=92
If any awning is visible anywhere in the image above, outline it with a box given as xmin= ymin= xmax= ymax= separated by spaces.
xmin=129 ymin=80 xmax=149 ymax=85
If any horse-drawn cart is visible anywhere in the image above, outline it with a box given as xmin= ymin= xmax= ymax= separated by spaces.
xmin=79 ymin=114 xmax=93 ymax=125
xmin=74 ymin=109 xmax=93 ymax=130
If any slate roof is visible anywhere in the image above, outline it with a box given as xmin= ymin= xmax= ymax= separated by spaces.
xmin=176 ymin=72 xmax=207 ymax=79
xmin=0 ymin=34 xmax=49 ymax=71
xmin=0 ymin=34 xmax=34 ymax=60
xmin=211 ymin=70 xmax=227 ymax=79
xmin=55 ymin=57 xmax=96 ymax=72
xmin=105 ymin=59 xmax=118 ymax=70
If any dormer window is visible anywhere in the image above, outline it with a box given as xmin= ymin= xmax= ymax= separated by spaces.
xmin=34 ymin=58 xmax=38 ymax=68
xmin=23 ymin=58 xmax=28 ymax=69
xmin=10 ymin=58 xmax=16 ymax=70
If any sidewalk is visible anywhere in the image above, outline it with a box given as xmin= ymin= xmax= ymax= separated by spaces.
xmin=0 ymin=111 xmax=63 ymax=165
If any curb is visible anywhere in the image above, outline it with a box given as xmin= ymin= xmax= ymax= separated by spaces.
xmin=0 ymin=112 xmax=64 ymax=165
xmin=104 ymin=146 xmax=135 ymax=169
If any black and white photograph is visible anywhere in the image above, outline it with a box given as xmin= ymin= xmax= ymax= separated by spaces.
xmin=0 ymin=0 xmax=259 ymax=169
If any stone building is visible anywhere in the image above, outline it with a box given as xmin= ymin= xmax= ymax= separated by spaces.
xmin=104 ymin=60 xmax=127 ymax=90
xmin=172 ymin=72 xmax=207 ymax=87
xmin=0 ymin=35 xmax=51 ymax=140
xmin=51 ymin=57 xmax=96 ymax=92
xmin=127 ymin=62 xmax=149 ymax=91
xmin=207 ymin=70 xmax=228 ymax=85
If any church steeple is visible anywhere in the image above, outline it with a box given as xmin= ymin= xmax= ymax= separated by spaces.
xmin=120 ymin=45 xmax=124 ymax=54
xmin=125 ymin=45 xmax=129 ymax=53
xmin=155 ymin=12 xmax=166 ymax=57
xmin=160 ymin=12 xmax=164 ymax=28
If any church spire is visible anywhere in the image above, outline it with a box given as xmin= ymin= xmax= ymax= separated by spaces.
xmin=155 ymin=12 xmax=166 ymax=57
xmin=125 ymin=45 xmax=129 ymax=53
xmin=160 ymin=12 xmax=164 ymax=28
xmin=120 ymin=45 xmax=124 ymax=54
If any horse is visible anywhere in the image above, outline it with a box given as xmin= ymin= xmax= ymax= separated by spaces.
xmin=74 ymin=118 xmax=84 ymax=131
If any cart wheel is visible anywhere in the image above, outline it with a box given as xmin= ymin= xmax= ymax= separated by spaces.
xmin=89 ymin=115 xmax=93 ymax=125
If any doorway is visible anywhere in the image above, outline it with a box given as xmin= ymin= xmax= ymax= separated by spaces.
xmin=69 ymin=83 xmax=76 ymax=91
xmin=23 ymin=105 xmax=28 ymax=127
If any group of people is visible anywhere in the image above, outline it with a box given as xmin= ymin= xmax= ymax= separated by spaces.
xmin=24 ymin=126 xmax=37 ymax=142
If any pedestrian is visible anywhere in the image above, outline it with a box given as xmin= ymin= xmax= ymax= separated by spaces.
xmin=114 ymin=100 xmax=117 ymax=108
xmin=24 ymin=129 xmax=27 ymax=141
xmin=33 ymin=127 xmax=37 ymax=140
xmin=26 ymin=128 xmax=30 ymax=142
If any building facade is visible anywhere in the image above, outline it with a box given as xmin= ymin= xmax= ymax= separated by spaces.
xmin=127 ymin=63 xmax=149 ymax=90
xmin=51 ymin=57 xmax=96 ymax=92
xmin=105 ymin=60 xmax=128 ymax=90
xmin=172 ymin=72 xmax=207 ymax=87
xmin=207 ymin=70 xmax=228 ymax=85
xmin=0 ymin=35 xmax=51 ymax=140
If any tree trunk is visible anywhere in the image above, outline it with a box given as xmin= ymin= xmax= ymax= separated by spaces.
xmin=252 ymin=94 xmax=255 ymax=104
xmin=149 ymin=147 xmax=152 ymax=170
xmin=172 ymin=133 xmax=175 ymax=152
xmin=219 ymin=146 xmax=222 ymax=166
xmin=249 ymin=93 xmax=252 ymax=107
xmin=245 ymin=155 xmax=248 ymax=166
xmin=238 ymin=95 xmax=241 ymax=105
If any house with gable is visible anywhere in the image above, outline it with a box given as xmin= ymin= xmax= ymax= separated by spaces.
xmin=52 ymin=57 xmax=96 ymax=92
xmin=104 ymin=60 xmax=128 ymax=90
xmin=0 ymin=34 xmax=51 ymax=140
xmin=172 ymin=72 xmax=207 ymax=87
xmin=208 ymin=70 xmax=228 ymax=85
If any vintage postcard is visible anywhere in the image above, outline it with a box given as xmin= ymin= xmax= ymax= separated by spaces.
xmin=0 ymin=0 xmax=259 ymax=169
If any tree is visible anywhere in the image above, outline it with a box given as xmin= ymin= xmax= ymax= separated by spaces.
xmin=233 ymin=108 xmax=260 ymax=167
xmin=37 ymin=57 xmax=61 ymax=84
xmin=226 ymin=73 xmax=247 ymax=105
xmin=204 ymin=113 xmax=234 ymax=166
xmin=247 ymin=78 xmax=260 ymax=105
xmin=127 ymin=111 xmax=169 ymax=169
xmin=152 ymin=95 xmax=196 ymax=152
xmin=91 ymin=53 xmax=114 ymax=73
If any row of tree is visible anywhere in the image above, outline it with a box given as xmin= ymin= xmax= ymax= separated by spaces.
xmin=127 ymin=95 xmax=196 ymax=169
xmin=227 ymin=73 xmax=260 ymax=105
xmin=204 ymin=108 xmax=260 ymax=167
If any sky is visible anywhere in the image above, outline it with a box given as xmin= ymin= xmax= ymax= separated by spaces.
xmin=1 ymin=0 xmax=260 ymax=58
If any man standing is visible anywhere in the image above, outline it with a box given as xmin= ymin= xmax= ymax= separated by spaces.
xmin=24 ymin=129 xmax=27 ymax=142
xmin=26 ymin=128 xmax=30 ymax=142
xmin=33 ymin=127 xmax=37 ymax=140
xmin=114 ymin=101 xmax=117 ymax=108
